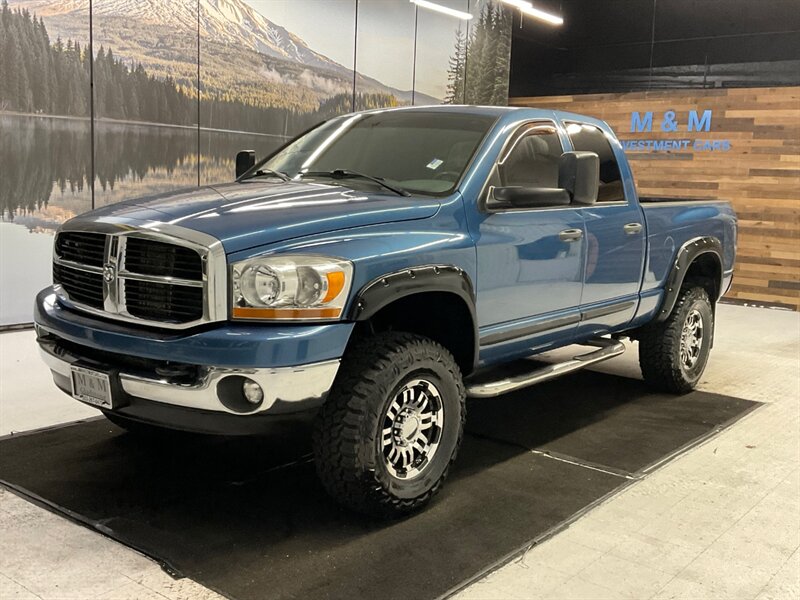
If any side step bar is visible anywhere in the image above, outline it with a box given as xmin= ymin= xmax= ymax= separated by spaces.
xmin=466 ymin=338 xmax=626 ymax=399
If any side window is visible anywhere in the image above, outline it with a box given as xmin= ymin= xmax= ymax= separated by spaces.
xmin=498 ymin=127 xmax=563 ymax=189
xmin=566 ymin=123 xmax=625 ymax=202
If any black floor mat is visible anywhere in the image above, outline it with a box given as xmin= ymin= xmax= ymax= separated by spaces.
xmin=0 ymin=371 xmax=758 ymax=600
xmin=465 ymin=366 xmax=756 ymax=474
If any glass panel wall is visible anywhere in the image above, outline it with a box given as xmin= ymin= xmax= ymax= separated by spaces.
xmin=91 ymin=0 xmax=199 ymax=207
xmin=413 ymin=0 xmax=470 ymax=104
xmin=354 ymin=0 xmax=416 ymax=110
xmin=0 ymin=0 xmax=512 ymax=325
xmin=1 ymin=1 xmax=92 ymax=325
xmin=200 ymin=0 xmax=356 ymax=185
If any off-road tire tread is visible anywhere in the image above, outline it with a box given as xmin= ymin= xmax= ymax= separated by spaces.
xmin=638 ymin=286 xmax=712 ymax=394
xmin=312 ymin=331 xmax=465 ymax=517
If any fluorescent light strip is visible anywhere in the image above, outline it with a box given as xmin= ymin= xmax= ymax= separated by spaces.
xmin=410 ymin=0 xmax=473 ymax=20
xmin=500 ymin=0 xmax=563 ymax=25
xmin=522 ymin=5 xmax=563 ymax=25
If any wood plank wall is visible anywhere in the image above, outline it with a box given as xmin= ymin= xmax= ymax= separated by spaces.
xmin=510 ymin=87 xmax=800 ymax=310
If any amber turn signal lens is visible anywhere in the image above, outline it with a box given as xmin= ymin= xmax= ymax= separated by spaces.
xmin=323 ymin=271 xmax=346 ymax=303
xmin=232 ymin=306 xmax=342 ymax=320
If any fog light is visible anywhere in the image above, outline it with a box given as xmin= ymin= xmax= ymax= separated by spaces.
xmin=242 ymin=379 xmax=264 ymax=405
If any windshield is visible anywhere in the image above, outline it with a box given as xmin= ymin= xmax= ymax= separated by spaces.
xmin=254 ymin=110 xmax=497 ymax=196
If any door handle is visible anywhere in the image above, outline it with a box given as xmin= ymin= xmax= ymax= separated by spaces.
xmin=623 ymin=223 xmax=643 ymax=235
xmin=558 ymin=228 xmax=583 ymax=242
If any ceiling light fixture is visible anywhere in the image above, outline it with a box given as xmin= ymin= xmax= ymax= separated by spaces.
xmin=500 ymin=0 xmax=563 ymax=26
xmin=410 ymin=0 xmax=473 ymax=20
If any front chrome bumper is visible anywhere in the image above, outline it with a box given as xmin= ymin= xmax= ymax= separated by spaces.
xmin=39 ymin=337 xmax=340 ymax=416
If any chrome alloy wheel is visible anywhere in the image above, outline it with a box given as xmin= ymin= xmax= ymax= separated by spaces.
xmin=680 ymin=309 xmax=704 ymax=370
xmin=381 ymin=378 xmax=444 ymax=480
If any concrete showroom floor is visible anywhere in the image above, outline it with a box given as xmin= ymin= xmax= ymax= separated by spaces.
xmin=0 ymin=302 xmax=798 ymax=600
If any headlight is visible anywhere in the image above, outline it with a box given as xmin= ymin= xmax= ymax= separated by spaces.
xmin=231 ymin=255 xmax=353 ymax=321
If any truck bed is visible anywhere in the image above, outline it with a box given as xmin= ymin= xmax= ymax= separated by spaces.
xmin=639 ymin=197 xmax=737 ymax=299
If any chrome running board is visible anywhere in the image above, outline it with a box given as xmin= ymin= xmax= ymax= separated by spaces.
xmin=466 ymin=338 xmax=626 ymax=398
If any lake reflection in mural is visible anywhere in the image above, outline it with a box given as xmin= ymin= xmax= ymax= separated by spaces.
xmin=0 ymin=113 xmax=282 ymax=324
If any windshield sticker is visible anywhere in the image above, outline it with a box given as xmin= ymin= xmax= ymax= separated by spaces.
xmin=426 ymin=158 xmax=444 ymax=170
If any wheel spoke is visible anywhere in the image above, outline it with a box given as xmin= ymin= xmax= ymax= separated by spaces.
xmin=381 ymin=378 xmax=445 ymax=479
xmin=401 ymin=447 xmax=413 ymax=468
xmin=679 ymin=309 xmax=705 ymax=370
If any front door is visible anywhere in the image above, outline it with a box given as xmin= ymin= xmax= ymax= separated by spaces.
xmin=470 ymin=123 xmax=586 ymax=363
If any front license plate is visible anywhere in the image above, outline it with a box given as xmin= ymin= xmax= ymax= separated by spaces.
xmin=70 ymin=366 xmax=114 ymax=409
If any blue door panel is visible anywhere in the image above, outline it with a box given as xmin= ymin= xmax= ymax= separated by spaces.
xmin=473 ymin=208 xmax=586 ymax=363
xmin=579 ymin=204 xmax=646 ymax=332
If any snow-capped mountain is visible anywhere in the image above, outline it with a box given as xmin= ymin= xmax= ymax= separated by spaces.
xmin=200 ymin=0 xmax=348 ymax=74
xmin=14 ymin=0 xmax=348 ymax=74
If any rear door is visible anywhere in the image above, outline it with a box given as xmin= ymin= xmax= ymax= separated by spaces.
xmin=470 ymin=122 xmax=586 ymax=362
xmin=562 ymin=121 xmax=646 ymax=333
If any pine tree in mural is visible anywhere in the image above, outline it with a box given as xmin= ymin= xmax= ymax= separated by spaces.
xmin=0 ymin=3 xmax=89 ymax=115
xmin=0 ymin=2 xmax=397 ymax=133
xmin=445 ymin=27 xmax=467 ymax=104
xmin=445 ymin=0 xmax=512 ymax=106
xmin=490 ymin=4 xmax=512 ymax=105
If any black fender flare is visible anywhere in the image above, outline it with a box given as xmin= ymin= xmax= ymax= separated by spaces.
xmin=348 ymin=265 xmax=479 ymax=367
xmin=656 ymin=236 xmax=723 ymax=322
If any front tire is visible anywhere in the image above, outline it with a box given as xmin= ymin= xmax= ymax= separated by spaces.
xmin=312 ymin=332 xmax=465 ymax=517
xmin=638 ymin=286 xmax=714 ymax=394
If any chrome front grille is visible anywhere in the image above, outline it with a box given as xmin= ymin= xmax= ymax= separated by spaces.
xmin=54 ymin=231 xmax=106 ymax=267
xmin=123 ymin=279 xmax=204 ymax=322
xmin=123 ymin=237 xmax=203 ymax=281
xmin=53 ymin=227 xmax=225 ymax=329
xmin=52 ymin=262 xmax=105 ymax=309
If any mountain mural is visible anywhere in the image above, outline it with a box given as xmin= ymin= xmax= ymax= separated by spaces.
xmin=8 ymin=0 xmax=438 ymax=115
xmin=0 ymin=0 xmax=513 ymax=326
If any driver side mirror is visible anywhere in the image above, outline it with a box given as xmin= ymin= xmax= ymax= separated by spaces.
xmin=489 ymin=186 xmax=571 ymax=208
xmin=236 ymin=150 xmax=256 ymax=178
xmin=488 ymin=150 xmax=600 ymax=210
xmin=558 ymin=151 xmax=599 ymax=205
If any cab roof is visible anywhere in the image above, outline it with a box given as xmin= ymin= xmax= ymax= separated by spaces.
xmin=356 ymin=104 xmax=610 ymax=132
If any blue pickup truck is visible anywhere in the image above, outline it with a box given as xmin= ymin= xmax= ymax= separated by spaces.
xmin=35 ymin=106 xmax=736 ymax=516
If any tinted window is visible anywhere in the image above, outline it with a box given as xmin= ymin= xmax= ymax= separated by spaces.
xmin=261 ymin=111 xmax=496 ymax=196
xmin=499 ymin=127 xmax=563 ymax=188
xmin=566 ymin=123 xmax=625 ymax=202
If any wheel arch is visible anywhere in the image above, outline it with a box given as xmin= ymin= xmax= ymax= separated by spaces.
xmin=656 ymin=236 xmax=723 ymax=323
xmin=348 ymin=265 xmax=478 ymax=375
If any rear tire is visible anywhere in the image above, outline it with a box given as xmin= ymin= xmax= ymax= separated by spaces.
xmin=638 ymin=286 xmax=714 ymax=394
xmin=312 ymin=331 xmax=465 ymax=517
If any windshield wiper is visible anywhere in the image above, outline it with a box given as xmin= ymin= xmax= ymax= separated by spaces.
xmin=239 ymin=168 xmax=291 ymax=182
xmin=300 ymin=169 xmax=410 ymax=197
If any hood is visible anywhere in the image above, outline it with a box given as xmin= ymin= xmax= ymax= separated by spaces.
xmin=86 ymin=180 xmax=441 ymax=253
